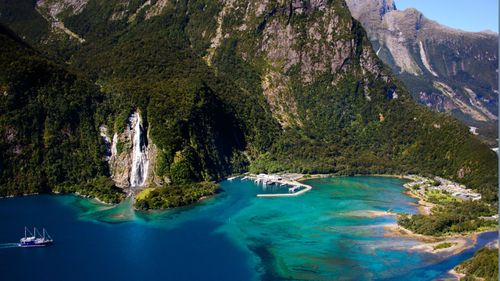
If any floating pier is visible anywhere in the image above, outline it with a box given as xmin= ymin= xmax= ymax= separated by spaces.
xmin=246 ymin=174 xmax=313 ymax=197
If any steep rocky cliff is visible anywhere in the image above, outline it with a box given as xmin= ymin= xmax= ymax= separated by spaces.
xmin=100 ymin=111 xmax=165 ymax=191
xmin=346 ymin=0 xmax=498 ymax=145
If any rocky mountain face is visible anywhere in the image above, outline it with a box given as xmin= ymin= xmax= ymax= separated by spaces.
xmin=0 ymin=0 xmax=497 ymax=201
xmin=346 ymin=0 xmax=499 ymax=145
xmin=100 ymin=111 xmax=164 ymax=191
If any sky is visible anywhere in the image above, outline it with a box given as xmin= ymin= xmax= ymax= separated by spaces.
xmin=396 ymin=0 xmax=498 ymax=33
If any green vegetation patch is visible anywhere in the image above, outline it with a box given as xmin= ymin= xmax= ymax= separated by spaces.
xmin=136 ymin=188 xmax=155 ymax=201
xmin=53 ymin=176 xmax=125 ymax=204
xmin=455 ymin=247 xmax=498 ymax=281
xmin=426 ymin=189 xmax=460 ymax=205
xmin=398 ymin=200 xmax=498 ymax=236
xmin=134 ymin=182 xmax=218 ymax=210
xmin=0 ymin=24 xmax=110 ymax=197
xmin=433 ymin=242 xmax=457 ymax=250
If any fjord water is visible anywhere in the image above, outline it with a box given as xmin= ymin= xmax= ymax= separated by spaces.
xmin=0 ymin=177 xmax=496 ymax=281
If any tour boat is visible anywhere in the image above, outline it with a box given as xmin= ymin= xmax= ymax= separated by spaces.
xmin=19 ymin=227 xmax=53 ymax=247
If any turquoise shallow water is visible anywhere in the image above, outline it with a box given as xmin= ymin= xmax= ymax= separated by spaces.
xmin=0 ymin=176 xmax=496 ymax=280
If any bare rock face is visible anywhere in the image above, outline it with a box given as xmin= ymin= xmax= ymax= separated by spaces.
xmin=348 ymin=0 xmax=423 ymax=75
xmin=346 ymin=0 xmax=498 ymax=144
xmin=256 ymin=1 xmax=377 ymax=83
xmin=261 ymin=21 xmax=299 ymax=74
xmin=35 ymin=0 xmax=170 ymax=25
xmin=145 ymin=0 xmax=170 ymax=19
xmin=36 ymin=0 xmax=88 ymax=17
xmin=261 ymin=70 xmax=301 ymax=128
xmin=146 ymin=142 xmax=168 ymax=187
xmin=347 ymin=0 xmax=396 ymax=24
xmin=204 ymin=0 xmax=390 ymax=127
xmin=100 ymin=111 xmax=165 ymax=191
xmin=36 ymin=0 xmax=87 ymax=43
xmin=108 ymin=123 xmax=133 ymax=188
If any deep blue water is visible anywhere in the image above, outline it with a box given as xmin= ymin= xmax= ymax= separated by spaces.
xmin=0 ymin=177 xmax=497 ymax=281
xmin=0 ymin=195 xmax=255 ymax=281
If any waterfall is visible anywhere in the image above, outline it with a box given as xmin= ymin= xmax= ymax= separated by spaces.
xmin=129 ymin=112 xmax=149 ymax=188
xmin=111 ymin=133 xmax=118 ymax=157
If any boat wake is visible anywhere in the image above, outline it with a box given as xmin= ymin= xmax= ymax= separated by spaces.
xmin=0 ymin=243 xmax=19 ymax=249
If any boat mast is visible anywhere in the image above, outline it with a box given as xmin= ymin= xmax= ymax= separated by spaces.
xmin=24 ymin=227 xmax=34 ymax=238
xmin=41 ymin=228 xmax=52 ymax=241
xmin=34 ymin=227 xmax=40 ymax=238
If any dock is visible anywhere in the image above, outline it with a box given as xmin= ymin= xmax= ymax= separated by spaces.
xmin=246 ymin=174 xmax=313 ymax=197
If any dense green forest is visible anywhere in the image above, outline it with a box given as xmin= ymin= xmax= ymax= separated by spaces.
xmin=398 ymin=201 xmax=497 ymax=236
xmin=59 ymin=3 xmax=279 ymax=185
xmin=0 ymin=24 xmax=123 ymax=203
xmin=455 ymin=246 xmax=499 ymax=281
xmin=134 ymin=182 xmax=217 ymax=210
xmin=0 ymin=0 xmax=496 ymax=212
xmin=53 ymin=176 xmax=125 ymax=204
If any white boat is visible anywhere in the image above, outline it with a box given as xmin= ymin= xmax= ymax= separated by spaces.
xmin=18 ymin=227 xmax=53 ymax=247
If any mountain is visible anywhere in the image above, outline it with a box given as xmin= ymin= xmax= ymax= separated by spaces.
xmin=0 ymin=0 xmax=497 ymax=203
xmin=346 ymin=0 xmax=499 ymax=145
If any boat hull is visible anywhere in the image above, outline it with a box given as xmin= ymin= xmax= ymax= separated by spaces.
xmin=18 ymin=241 xmax=53 ymax=248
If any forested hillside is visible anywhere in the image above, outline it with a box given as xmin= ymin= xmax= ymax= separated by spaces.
xmin=0 ymin=0 xmax=496 ymax=206
xmin=0 ymin=24 xmax=123 ymax=202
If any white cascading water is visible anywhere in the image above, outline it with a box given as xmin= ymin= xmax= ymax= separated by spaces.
xmin=129 ymin=112 xmax=149 ymax=188
xmin=111 ymin=133 xmax=118 ymax=157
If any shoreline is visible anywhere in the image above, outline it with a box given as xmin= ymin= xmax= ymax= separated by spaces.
xmin=296 ymin=173 xmax=497 ymax=261
xmin=379 ymin=173 xmax=495 ymax=258
xmin=0 ymin=191 xmax=116 ymax=206
xmin=242 ymin=172 xmax=497 ymax=272
xmin=73 ymin=192 xmax=114 ymax=206
xmin=400 ymin=175 xmax=439 ymax=216
xmin=448 ymin=269 xmax=466 ymax=280
xmin=0 ymin=173 xmax=491 ymax=216
xmin=242 ymin=172 xmax=417 ymax=198
xmin=0 ymin=173 xmax=433 ymax=202
xmin=404 ymin=189 xmax=434 ymax=215
xmin=382 ymin=223 xmax=497 ymax=258
xmin=0 ymin=192 xmax=40 ymax=199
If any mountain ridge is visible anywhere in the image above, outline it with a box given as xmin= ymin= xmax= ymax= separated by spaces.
xmin=346 ymin=0 xmax=498 ymax=145
xmin=0 ymin=0 xmax=497 ymax=203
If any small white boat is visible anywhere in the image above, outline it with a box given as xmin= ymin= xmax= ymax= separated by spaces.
xmin=18 ymin=227 xmax=53 ymax=247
